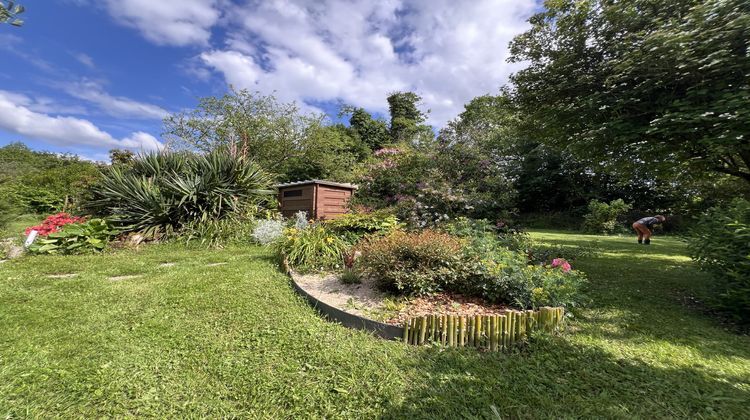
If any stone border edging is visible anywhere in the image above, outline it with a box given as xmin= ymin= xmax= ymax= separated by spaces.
xmin=281 ymin=259 xmax=404 ymax=340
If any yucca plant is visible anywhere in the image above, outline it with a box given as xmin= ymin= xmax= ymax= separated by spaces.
xmin=85 ymin=148 xmax=273 ymax=236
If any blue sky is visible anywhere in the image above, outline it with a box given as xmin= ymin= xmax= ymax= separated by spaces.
xmin=0 ymin=0 xmax=536 ymax=162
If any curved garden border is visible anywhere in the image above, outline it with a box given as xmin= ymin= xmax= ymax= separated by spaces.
xmin=280 ymin=259 xmax=566 ymax=351
xmin=281 ymin=259 xmax=404 ymax=340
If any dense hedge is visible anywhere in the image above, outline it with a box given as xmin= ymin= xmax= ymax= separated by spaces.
xmin=688 ymin=199 xmax=750 ymax=322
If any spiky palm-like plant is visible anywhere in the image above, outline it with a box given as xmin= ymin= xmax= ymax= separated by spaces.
xmin=86 ymin=148 xmax=273 ymax=236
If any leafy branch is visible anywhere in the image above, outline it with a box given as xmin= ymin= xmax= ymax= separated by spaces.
xmin=0 ymin=1 xmax=24 ymax=27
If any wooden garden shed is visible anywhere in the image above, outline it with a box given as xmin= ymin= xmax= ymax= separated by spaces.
xmin=275 ymin=180 xmax=357 ymax=220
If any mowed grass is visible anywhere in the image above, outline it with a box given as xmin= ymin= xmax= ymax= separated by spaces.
xmin=0 ymin=232 xmax=749 ymax=418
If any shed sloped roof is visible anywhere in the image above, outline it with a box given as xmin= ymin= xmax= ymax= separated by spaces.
xmin=274 ymin=179 xmax=358 ymax=190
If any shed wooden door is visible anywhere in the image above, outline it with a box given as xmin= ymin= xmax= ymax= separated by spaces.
xmin=279 ymin=185 xmax=314 ymax=218
xmin=315 ymin=185 xmax=352 ymax=219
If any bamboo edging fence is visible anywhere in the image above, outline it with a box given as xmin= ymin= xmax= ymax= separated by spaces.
xmin=402 ymin=307 xmax=564 ymax=351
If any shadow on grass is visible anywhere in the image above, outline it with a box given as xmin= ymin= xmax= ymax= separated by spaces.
xmin=384 ymin=336 xmax=750 ymax=419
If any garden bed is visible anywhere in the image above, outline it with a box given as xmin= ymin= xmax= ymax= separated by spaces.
xmin=292 ymin=271 xmax=513 ymax=326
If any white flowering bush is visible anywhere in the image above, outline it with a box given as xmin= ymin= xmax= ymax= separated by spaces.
xmin=252 ymin=219 xmax=284 ymax=245
xmin=293 ymin=211 xmax=309 ymax=230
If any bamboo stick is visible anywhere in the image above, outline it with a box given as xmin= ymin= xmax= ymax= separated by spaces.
xmin=487 ymin=315 xmax=492 ymax=348
xmin=447 ymin=316 xmax=455 ymax=347
xmin=431 ymin=315 xmax=437 ymax=342
xmin=459 ymin=316 xmax=466 ymax=347
xmin=474 ymin=315 xmax=482 ymax=348
xmin=433 ymin=316 xmax=438 ymax=345
xmin=501 ymin=315 xmax=507 ymax=351
xmin=440 ymin=315 xmax=447 ymax=346
xmin=403 ymin=318 xmax=409 ymax=344
xmin=468 ymin=316 xmax=475 ymax=347
xmin=419 ymin=316 xmax=427 ymax=345
xmin=494 ymin=315 xmax=500 ymax=351
xmin=489 ymin=316 xmax=496 ymax=351
xmin=508 ymin=311 xmax=515 ymax=348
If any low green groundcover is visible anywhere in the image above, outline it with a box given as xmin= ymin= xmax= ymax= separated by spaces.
xmin=0 ymin=232 xmax=748 ymax=418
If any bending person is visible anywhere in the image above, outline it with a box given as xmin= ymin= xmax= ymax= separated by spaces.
xmin=632 ymin=215 xmax=666 ymax=245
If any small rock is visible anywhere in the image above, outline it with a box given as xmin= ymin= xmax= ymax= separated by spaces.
xmin=126 ymin=234 xmax=145 ymax=247
xmin=108 ymin=275 xmax=143 ymax=281
xmin=47 ymin=273 xmax=78 ymax=279
xmin=206 ymin=262 xmax=227 ymax=267
xmin=6 ymin=245 xmax=24 ymax=259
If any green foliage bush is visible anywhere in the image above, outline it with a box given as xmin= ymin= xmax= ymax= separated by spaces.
xmin=86 ymin=148 xmax=273 ymax=237
xmin=355 ymin=230 xmax=464 ymax=295
xmin=0 ymin=143 xmax=100 ymax=214
xmin=456 ymin=231 xmax=588 ymax=309
xmin=27 ymin=219 xmax=118 ymax=255
xmin=688 ymin=199 xmax=750 ymax=322
xmin=582 ymin=199 xmax=632 ymax=234
xmin=442 ymin=217 xmax=533 ymax=254
xmin=356 ymin=226 xmax=588 ymax=309
xmin=273 ymin=224 xmax=349 ymax=272
xmin=323 ymin=211 xmax=401 ymax=243
xmin=180 ymin=216 xmax=257 ymax=248
xmin=0 ymin=201 xmax=14 ymax=230
xmin=339 ymin=269 xmax=361 ymax=285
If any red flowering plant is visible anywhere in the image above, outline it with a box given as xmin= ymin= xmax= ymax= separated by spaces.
xmin=25 ymin=213 xmax=84 ymax=236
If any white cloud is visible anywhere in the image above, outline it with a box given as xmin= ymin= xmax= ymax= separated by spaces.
xmin=0 ymin=90 xmax=162 ymax=152
xmin=200 ymin=0 xmax=535 ymax=125
xmin=73 ymin=52 xmax=96 ymax=68
xmin=104 ymin=0 xmax=221 ymax=46
xmin=62 ymin=79 xmax=169 ymax=120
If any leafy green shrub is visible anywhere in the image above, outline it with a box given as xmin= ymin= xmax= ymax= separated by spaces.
xmin=86 ymin=148 xmax=273 ymax=236
xmin=0 ymin=143 xmax=101 ymax=214
xmin=340 ymin=269 xmax=361 ymax=285
xmin=324 ymin=211 xmax=401 ymax=243
xmin=688 ymin=199 xmax=750 ymax=322
xmin=180 ymin=216 xmax=256 ymax=248
xmin=582 ymin=199 xmax=632 ymax=234
xmin=0 ymin=200 xmax=14 ymax=230
xmin=273 ymin=225 xmax=349 ymax=272
xmin=355 ymin=230 xmax=464 ymax=295
xmin=356 ymin=225 xmax=588 ymax=308
xmin=459 ymin=252 xmax=587 ymax=309
xmin=442 ymin=217 xmax=533 ymax=254
xmin=28 ymin=218 xmax=118 ymax=255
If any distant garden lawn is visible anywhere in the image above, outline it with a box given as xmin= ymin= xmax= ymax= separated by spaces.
xmin=1 ymin=232 xmax=749 ymax=418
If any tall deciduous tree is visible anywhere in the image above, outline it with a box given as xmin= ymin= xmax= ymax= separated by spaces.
xmin=348 ymin=107 xmax=390 ymax=151
xmin=509 ymin=0 xmax=750 ymax=183
xmin=163 ymin=90 xmax=364 ymax=182
xmin=386 ymin=91 xmax=432 ymax=144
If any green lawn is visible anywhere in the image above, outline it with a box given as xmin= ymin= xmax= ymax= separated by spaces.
xmin=1 ymin=232 xmax=749 ymax=418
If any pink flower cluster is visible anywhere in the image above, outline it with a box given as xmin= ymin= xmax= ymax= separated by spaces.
xmin=551 ymin=258 xmax=572 ymax=273
xmin=25 ymin=213 xmax=83 ymax=236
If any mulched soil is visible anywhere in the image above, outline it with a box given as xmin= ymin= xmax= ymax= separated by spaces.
xmin=385 ymin=293 xmax=512 ymax=326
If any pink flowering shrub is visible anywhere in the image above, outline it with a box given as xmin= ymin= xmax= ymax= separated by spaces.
xmin=373 ymin=147 xmax=402 ymax=156
xmin=25 ymin=213 xmax=84 ymax=236
xmin=551 ymin=258 xmax=572 ymax=273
